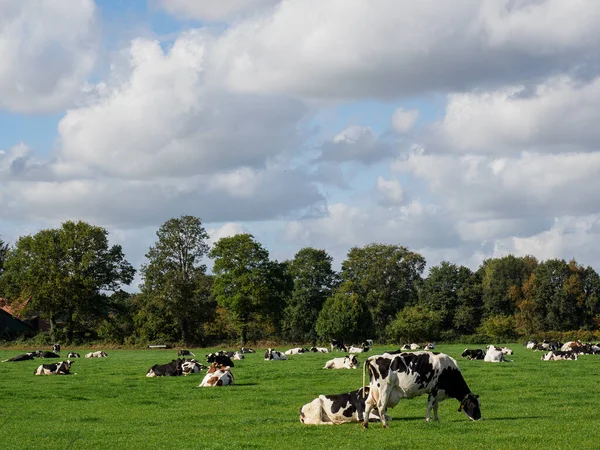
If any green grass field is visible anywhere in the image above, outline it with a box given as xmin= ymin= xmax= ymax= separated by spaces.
xmin=0 ymin=344 xmax=598 ymax=449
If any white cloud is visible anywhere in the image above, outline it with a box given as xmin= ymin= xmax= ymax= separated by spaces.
xmin=319 ymin=126 xmax=396 ymax=164
xmin=392 ymin=108 xmax=419 ymax=133
xmin=155 ymin=0 xmax=280 ymax=22
xmin=208 ymin=222 xmax=246 ymax=245
xmin=376 ymin=176 xmax=404 ymax=205
xmin=0 ymin=0 xmax=97 ymax=113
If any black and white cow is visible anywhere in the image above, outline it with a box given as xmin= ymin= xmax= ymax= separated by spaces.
xmin=348 ymin=345 xmax=368 ymax=354
xmin=177 ymin=349 xmax=196 ymax=357
xmin=53 ymin=343 xmax=61 ymax=353
xmin=181 ymin=359 xmax=205 ymax=375
xmin=285 ymin=347 xmax=308 ymax=355
xmin=199 ymin=363 xmax=234 ymax=387
xmin=39 ymin=351 xmax=61 ymax=358
xmin=309 ymin=347 xmax=330 ymax=353
xmin=264 ymin=348 xmax=288 ymax=360
xmin=85 ymin=351 xmax=108 ymax=358
xmin=484 ymin=345 xmax=511 ymax=362
xmin=323 ymin=354 xmax=359 ymax=369
xmin=525 ymin=340 xmax=538 ymax=350
xmin=330 ymin=340 xmax=348 ymax=352
xmin=67 ymin=352 xmax=81 ymax=358
xmin=146 ymin=359 xmax=183 ymax=377
xmin=362 ymin=351 xmax=481 ymax=427
xmin=299 ymin=387 xmax=389 ymax=425
xmin=206 ymin=352 xmax=235 ymax=367
xmin=541 ymin=351 xmax=578 ymax=361
xmin=240 ymin=347 xmax=255 ymax=354
xmin=34 ymin=360 xmax=73 ymax=375
xmin=232 ymin=352 xmax=245 ymax=360
xmin=2 ymin=352 xmax=37 ymax=362
xmin=461 ymin=349 xmax=485 ymax=360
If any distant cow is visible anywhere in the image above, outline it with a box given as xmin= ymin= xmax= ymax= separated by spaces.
xmin=561 ymin=341 xmax=584 ymax=352
xmin=310 ymin=347 xmax=330 ymax=353
xmin=348 ymin=345 xmax=368 ymax=354
xmin=232 ymin=352 xmax=245 ymax=360
xmin=182 ymin=359 xmax=205 ymax=375
xmin=461 ymin=349 xmax=485 ymax=360
xmin=285 ymin=347 xmax=308 ymax=355
xmin=240 ymin=347 xmax=255 ymax=354
xmin=300 ymin=387 xmax=389 ymax=425
xmin=67 ymin=352 xmax=80 ymax=358
xmin=199 ymin=363 xmax=234 ymax=387
xmin=53 ymin=343 xmax=61 ymax=353
xmin=206 ymin=352 xmax=234 ymax=367
xmin=362 ymin=351 xmax=481 ymax=427
xmin=264 ymin=348 xmax=288 ymax=360
xmin=484 ymin=346 xmax=511 ymax=363
xmin=400 ymin=343 xmax=421 ymax=351
xmin=541 ymin=351 xmax=578 ymax=361
xmin=178 ymin=349 xmax=196 ymax=357
xmin=146 ymin=359 xmax=183 ymax=377
xmin=424 ymin=343 xmax=436 ymax=351
xmin=525 ymin=340 xmax=538 ymax=350
xmin=323 ymin=354 xmax=359 ymax=369
xmin=85 ymin=351 xmax=108 ymax=358
xmin=39 ymin=351 xmax=60 ymax=358
xmin=331 ymin=340 xmax=348 ymax=352
xmin=34 ymin=360 xmax=73 ymax=375
xmin=2 ymin=352 xmax=37 ymax=362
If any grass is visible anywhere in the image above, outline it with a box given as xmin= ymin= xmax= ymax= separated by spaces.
xmin=0 ymin=344 xmax=599 ymax=449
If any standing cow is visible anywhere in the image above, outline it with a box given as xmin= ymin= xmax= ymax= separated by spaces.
xmin=362 ymin=352 xmax=481 ymax=428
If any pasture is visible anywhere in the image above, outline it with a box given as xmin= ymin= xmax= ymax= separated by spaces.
xmin=0 ymin=344 xmax=598 ymax=449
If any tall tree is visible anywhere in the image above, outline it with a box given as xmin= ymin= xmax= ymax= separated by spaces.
xmin=1 ymin=221 xmax=135 ymax=341
xmin=282 ymin=248 xmax=338 ymax=344
xmin=139 ymin=215 xmax=211 ymax=343
xmin=340 ymin=243 xmax=425 ymax=338
xmin=0 ymin=235 xmax=8 ymax=278
xmin=209 ymin=233 xmax=288 ymax=345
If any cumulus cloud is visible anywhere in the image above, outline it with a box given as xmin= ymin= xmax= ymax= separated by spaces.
xmin=0 ymin=0 xmax=97 ymax=113
xmin=376 ymin=176 xmax=404 ymax=205
xmin=155 ymin=0 xmax=280 ymax=22
xmin=392 ymin=108 xmax=419 ymax=134
xmin=318 ymin=126 xmax=396 ymax=165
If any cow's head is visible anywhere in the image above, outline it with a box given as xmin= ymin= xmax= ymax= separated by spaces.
xmin=458 ymin=393 xmax=481 ymax=421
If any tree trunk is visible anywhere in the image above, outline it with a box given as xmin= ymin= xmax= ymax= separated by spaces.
xmin=241 ymin=325 xmax=247 ymax=347
xmin=49 ymin=314 xmax=57 ymax=343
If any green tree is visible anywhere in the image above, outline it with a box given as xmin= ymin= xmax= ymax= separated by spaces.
xmin=340 ymin=243 xmax=425 ymax=338
xmin=1 ymin=221 xmax=135 ymax=341
xmin=386 ymin=305 xmax=442 ymax=343
xmin=0 ymin=235 xmax=8 ymax=278
xmin=477 ymin=314 xmax=516 ymax=341
xmin=315 ymin=281 xmax=373 ymax=343
xmin=209 ymin=234 xmax=289 ymax=345
xmin=282 ymin=248 xmax=338 ymax=344
xmin=138 ymin=216 xmax=211 ymax=343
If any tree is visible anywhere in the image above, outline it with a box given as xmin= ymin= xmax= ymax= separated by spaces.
xmin=210 ymin=234 xmax=289 ymax=345
xmin=386 ymin=305 xmax=442 ymax=344
xmin=0 ymin=235 xmax=8 ymax=278
xmin=340 ymin=243 xmax=425 ymax=338
xmin=315 ymin=281 xmax=373 ymax=343
xmin=282 ymin=248 xmax=338 ymax=344
xmin=1 ymin=221 xmax=135 ymax=341
xmin=139 ymin=216 xmax=211 ymax=343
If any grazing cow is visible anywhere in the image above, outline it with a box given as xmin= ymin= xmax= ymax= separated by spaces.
xmin=300 ymin=387 xmax=389 ymax=425
xmin=362 ymin=352 xmax=481 ymax=428
xmin=85 ymin=351 xmax=108 ymax=358
xmin=232 ymin=352 xmax=245 ymax=360
xmin=2 ymin=352 xmax=37 ymax=362
xmin=310 ymin=347 xmax=330 ymax=353
xmin=285 ymin=347 xmax=308 ymax=355
xmin=146 ymin=359 xmax=183 ymax=377
xmin=264 ymin=348 xmax=288 ymax=360
xmin=240 ymin=347 xmax=255 ymax=354
xmin=199 ymin=363 xmax=234 ymax=387
xmin=34 ymin=360 xmax=72 ymax=375
xmin=206 ymin=352 xmax=235 ymax=367
xmin=177 ymin=349 xmax=196 ymax=357
xmin=53 ymin=343 xmax=61 ymax=353
xmin=323 ymin=354 xmax=359 ymax=369
xmin=461 ymin=349 xmax=485 ymax=360
xmin=39 ymin=351 xmax=60 ymax=358
xmin=182 ymin=359 xmax=205 ymax=375
xmin=67 ymin=352 xmax=80 ymax=358
xmin=484 ymin=346 xmax=511 ymax=362
xmin=331 ymin=340 xmax=348 ymax=352
xmin=541 ymin=351 xmax=578 ymax=361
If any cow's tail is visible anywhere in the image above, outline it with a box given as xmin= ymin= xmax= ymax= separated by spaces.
xmin=362 ymin=356 xmax=369 ymax=398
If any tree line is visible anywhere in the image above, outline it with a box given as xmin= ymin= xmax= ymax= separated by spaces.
xmin=1 ymin=216 xmax=599 ymax=345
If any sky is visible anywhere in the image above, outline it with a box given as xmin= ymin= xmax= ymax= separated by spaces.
xmin=3 ymin=0 xmax=600 ymax=290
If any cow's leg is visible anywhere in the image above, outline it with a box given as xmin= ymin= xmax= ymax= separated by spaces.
xmin=376 ymin=385 xmax=393 ymax=428
xmin=362 ymin=389 xmax=378 ymax=428
xmin=426 ymin=391 xmax=438 ymax=422
xmin=433 ymin=399 xmax=440 ymax=422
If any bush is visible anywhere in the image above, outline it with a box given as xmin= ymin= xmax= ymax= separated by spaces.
xmin=477 ymin=315 xmax=516 ymax=341
xmin=386 ymin=306 xmax=442 ymax=343
xmin=316 ymin=288 xmax=373 ymax=343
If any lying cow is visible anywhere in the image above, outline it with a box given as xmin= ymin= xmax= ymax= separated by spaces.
xmin=525 ymin=340 xmax=538 ymax=350
xmin=178 ymin=349 xmax=196 ymax=357
xmin=362 ymin=351 xmax=481 ymax=427
xmin=323 ymin=354 xmax=359 ymax=369
xmin=461 ymin=349 xmax=485 ymax=360
xmin=232 ymin=352 xmax=245 ymax=360
xmin=34 ymin=360 xmax=73 ymax=375
xmin=182 ymin=359 xmax=206 ymax=375
xmin=424 ymin=343 xmax=436 ymax=351
xmin=85 ymin=351 xmax=108 ymax=358
xmin=264 ymin=348 xmax=287 ymax=360
xmin=541 ymin=351 xmax=578 ymax=361
xmin=199 ymin=363 xmax=234 ymax=387
xmin=146 ymin=359 xmax=183 ymax=377
xmin=400 ymin=343 xmax=421 ymax=351
xmin=285 ymin=347 xmax=308 ymax=355
xmin=206 ymin=352 xmax=234 ymax=367
xmin=53 ymin=343 xmax=61 ymax=353
xmin=561 ymin=341 xmax=584 ymax=352
xmin=2 ymin=352 xmax=37 ymax=362
xmin=300 ymin=387 xmax=389 ymax=425
xmin=310 ymin=347 xmax=330 ymax=353
xmin=348 ymin=345 xmax=368 ymax=354
xmin=39 ymin=351 xmax=60 ymax=358
xmin=240 ymin=347 xmax=255 ymax=353
xmin=67 ymin=352 xmax=80 ymax=358
xmin=484 ymin=346 xmax=511 ymax=362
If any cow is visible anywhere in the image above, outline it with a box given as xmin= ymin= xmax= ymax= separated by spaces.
xmin=323 ymin=354 xmax=359 ymax=369
xmin=232 ymin=352 xmax=245 ymax=360
xmin=264 ymin=348 xmax=288 ymax=360
xmin=348 ymin=345 xmax=368 ymax=354
xmin=362 ymin=351 xmax=481 ymax=428
xmin=310 ymin=347 xmax=330 ymax=353
xmin=401 ymin=343 xmax=421 ymax=351
xmin=461 ymin=349 xmax=485 ymax=360
xmin=85 ymin=351 xmax=108 ymax=358
xmin=331 ymin=340 xmax=348 ymax=352
xmin=561 ymin=341 xmax=584 ymax=352
xmin=53 ymin=343 xmax=61 ymax=353
xmin=67 ymin=352 xmax=80 ymax=358
xmin=182 ymin=359 xmax=205 ymax=375
xmin=2 ymin=352 xmax=37 ymax=362
xmin=299 ymin=387 xmax=390 ymax=425
xmin=199 ymin=363 xmax=234 ymax=387
xmin=177 ymin=349 xmax=196 ymax=357
xmin=525 ymin=340 xmax=538 ymax=350
xmin=498 ymin=346 xmax=513 ymax=355
xmin=206 ymin=352 xmax=235 ymax=367
xmin=541 ymin=351 xmax=578 ymax=361
xmin=146 ymin=359 xmax=183 ymax=377
xmin=240 ymin=347 xmax=255 ymax=354
xmin=39 ymin=351 xmax=60 ymax=358
xmin=285 ymin=347 xmax=308 ymax=355
xmin=484 ymin=345 xmax=511 ymax=362
xmin=424 ymin=343 xmax=436 ymax=351
xmin=364 ymin=339 xmax=374 ymax=349
xmin=34 ymin=360 xmax=73 ymax=375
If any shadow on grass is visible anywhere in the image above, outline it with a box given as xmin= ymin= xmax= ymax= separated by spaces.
xmin=483 ymin=416 xmax=547 ymax=421
xmin=235 ymin=382 xmax=259 ymax=386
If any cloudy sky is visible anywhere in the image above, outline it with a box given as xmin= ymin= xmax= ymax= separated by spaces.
xmin=2 ymin=0 xmax=600 ymax=288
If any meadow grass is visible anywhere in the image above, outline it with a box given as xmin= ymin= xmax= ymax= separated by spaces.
xmin=0 ymin=344 xmax=599 ymax=449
